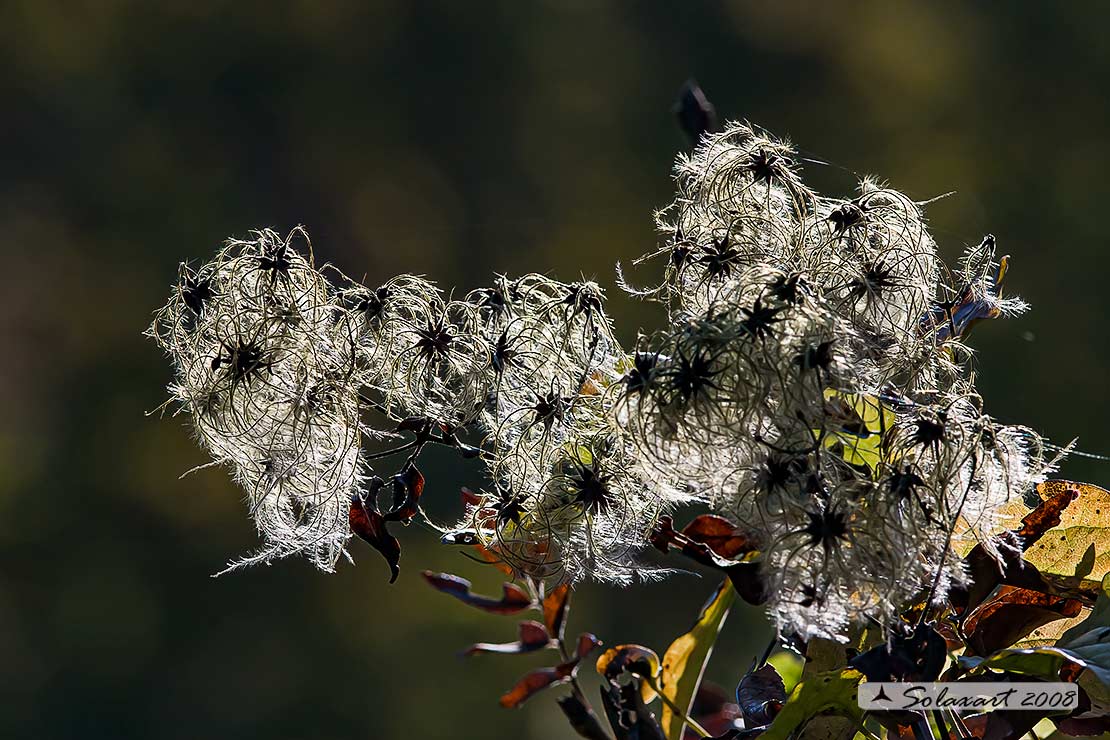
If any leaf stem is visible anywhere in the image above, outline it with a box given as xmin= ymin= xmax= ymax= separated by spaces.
xmin=644 ymin=676 xmax=710 ymax=738
xmin=364 ymin=440 xmax=420 ymax=460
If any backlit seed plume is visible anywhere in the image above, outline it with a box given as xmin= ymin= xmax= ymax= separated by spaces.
xmin=150 ymin=233 xmax=689 ymax=581
xmin=148 ymin=228 xmax=372 ymax=572
xmin=619 ymin=121 xmax=1049 ymax=639
xmin=453 ymin=274 xmax=690 ymax=584
xmin=150 ymin=119 xmax=1051 ymax=642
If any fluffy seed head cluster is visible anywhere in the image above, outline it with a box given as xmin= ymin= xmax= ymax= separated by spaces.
xmin=148 ymin=228 xmax=371 ymax=572
xmin=150 ymin=121 xmax=1049 ymax=641
xmin=454 ymin=274 xmax=688 ymax=583
xmin=617 ymin=122 xmax=1047 ymax=639
xmin=149 ymin=230 xmax=680 ymax=581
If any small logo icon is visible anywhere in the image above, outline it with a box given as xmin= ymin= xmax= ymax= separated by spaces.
xmin=871 ymin=685 xmax=893 ymax=703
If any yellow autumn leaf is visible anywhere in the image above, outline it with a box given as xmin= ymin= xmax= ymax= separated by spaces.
xmin=1023 ymin=481 xmax=1110 ymax=592
xmin=659 ymin=579 xmax=736 ymax=740
xmin=819 ymin=390 xmax=897 ymax=474
xmin=954 ymin=480 xmax=1110 ymax=594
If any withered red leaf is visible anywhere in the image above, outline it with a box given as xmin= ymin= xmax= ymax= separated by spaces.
xmin=349 ymin=494 xmax=401 ymax=584
xmin=575 ymin=632 xmax=602 ymax=659
xmin=681 ymin=515 xmax=758 ymax=559
xmin=461 ymin=486 xmax=482 ymax=507
xmin=962 ymin=585 xmax=1083 ymax=656
xmin=954 ymin=545 xmax=1051 ymax=617
xmin=651 ymin=515 xmax=767 ymax=605
xmin=464 ymin=620 xmax=553 ymax=656
xmin=543 ymin=583 xmax=572 ymax=641
xmin=500 ymin=661 xmax=578 ymax=708
xmin=1019 ymin=481 xmax=1080 ymax=543
xmin=518 ymin=620 xmax=551 ymax=646
xmin=384 ymin=463 xmax=424 ymax=523
xmin=954 ymin=481 xmax=1083 ymax=615
xmin=651 ymin=516 xmax=731 ymax=568
xmin=421 ymin=571 xmax=533 ymax=614
xmin=498 ymin=632 xmax=600 ymax=710
xmin=473 ymin=543 xmax=515 ymax=576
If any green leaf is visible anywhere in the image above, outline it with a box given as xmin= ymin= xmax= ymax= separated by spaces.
xmin=979 ymin=646 xmax=1077 ymax=679
xmin=758 ymin=668 xmax=863 ymax=740
xmin=1060 ymin=572 xmax=1110 ymax=644
xmin=769 ymin=649 xmax=805 ymax=693
xmin=1058 ymin=573 xmax=1110 ymax=715
xmin=659 ymin=579 xmax=736 ymax=740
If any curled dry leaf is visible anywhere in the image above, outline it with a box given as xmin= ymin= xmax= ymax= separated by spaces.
xmin=735 ymin=664 xmax=786 ymax=730
xmin=1019 ymin=481 xmax=1082 ymax=540
xmin=1021 ymin=481 xmax=1110 ymax=596
xmin=500 ymin=662 xmax=578 ymax=709
xmin=464 ymin=620 xmax=553 ymax=656
xmin=650 ymin=516 xmax=756 ymax=568
xmin=543 ymin=583 xmax=572 ymax=642
xmin=499 ymin=632 xmax=602 ymax=709
xmin=383 ymin=463 xmax=424 ymax=523
xmin=678 ymin=516 xmax=755 ymax=560
xmin=349 ymin=490 xmax=401 ymax=583
xmin=650 ymin=515 xmax=766 ymax=605
xmin=962 ymin=585 xmax=1084 ymax=656
xmin=597 ymin=644 xmax=663 ymax=703
xmin=421 ymin=571 xmax=533 ymax=614
xmin=954 ymin=481 xmax=1082 ymax=614
xmin=597 ymin=644 xmax=662 ymax=683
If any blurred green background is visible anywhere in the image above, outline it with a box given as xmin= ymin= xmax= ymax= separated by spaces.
xmin=3 ymin=2 xmax=1109 ymax=738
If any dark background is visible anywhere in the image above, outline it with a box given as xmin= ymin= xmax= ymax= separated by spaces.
xmin=3 ymin=2 xmax=1109 ymax=738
